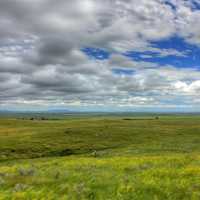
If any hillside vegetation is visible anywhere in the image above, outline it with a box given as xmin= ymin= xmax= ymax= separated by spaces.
xmin=1 ymin=115 xmax=200 ymax=199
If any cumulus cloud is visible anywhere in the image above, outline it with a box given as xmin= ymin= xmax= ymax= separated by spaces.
xmin=0 ymin=0 xmax=200 ymax=110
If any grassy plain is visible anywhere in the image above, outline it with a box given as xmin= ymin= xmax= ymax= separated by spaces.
xmin=0 ymin=114 xmax=200 ymax=199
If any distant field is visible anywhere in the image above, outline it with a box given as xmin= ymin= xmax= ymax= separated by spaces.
xmin=1 ymin=115 xmax=200 ymax=199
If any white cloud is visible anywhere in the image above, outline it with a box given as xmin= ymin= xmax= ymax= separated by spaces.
xmin=0 ymin=0 xmax=200 ymax=110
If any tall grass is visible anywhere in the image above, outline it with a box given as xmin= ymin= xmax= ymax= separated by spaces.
xmin=1 ymin=115 xmax=200 ymax=199
xmin=1 ymin=155 xmax=200 ymax=199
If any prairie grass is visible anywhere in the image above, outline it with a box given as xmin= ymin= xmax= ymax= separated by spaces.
xmin=1 ymin=115 xmax=200 ymax=199
xmin=1 ymin=155 xmax=200 ymax=199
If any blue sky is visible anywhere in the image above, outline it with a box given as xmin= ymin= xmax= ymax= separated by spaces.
xmin=1 ymin=0 xmax=200 ymax=112
xmin=125 ymin=37 xmax=200 ymax=69
xmin=83 ymin=36 xmax=200 ymax=71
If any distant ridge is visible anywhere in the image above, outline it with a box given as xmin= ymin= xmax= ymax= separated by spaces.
xmin=46 ymin=108 xmax=71 ymax=113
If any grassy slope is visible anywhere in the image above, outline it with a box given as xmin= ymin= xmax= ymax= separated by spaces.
xmin=1 ymin=116 xmax=200 ymax=159
xmin=1 ymin=115 xmax=200 ymax=199
xmin=1 ymin=155 xmax=200 ymax=199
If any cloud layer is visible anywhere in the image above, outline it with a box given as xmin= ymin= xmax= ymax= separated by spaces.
xmin=1 ymin=0 xmax=200 ymax=111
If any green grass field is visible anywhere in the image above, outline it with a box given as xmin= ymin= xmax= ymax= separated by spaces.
xmin=1 ymin=115 xmax=200 ymax=199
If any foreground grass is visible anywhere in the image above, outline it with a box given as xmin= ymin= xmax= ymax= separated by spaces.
xmin=1 ymin=154 xmax=200 ymax=200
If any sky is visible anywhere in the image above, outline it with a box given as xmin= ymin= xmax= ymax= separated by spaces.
xmin=1 ymin=0 xmax=200 ymax=112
